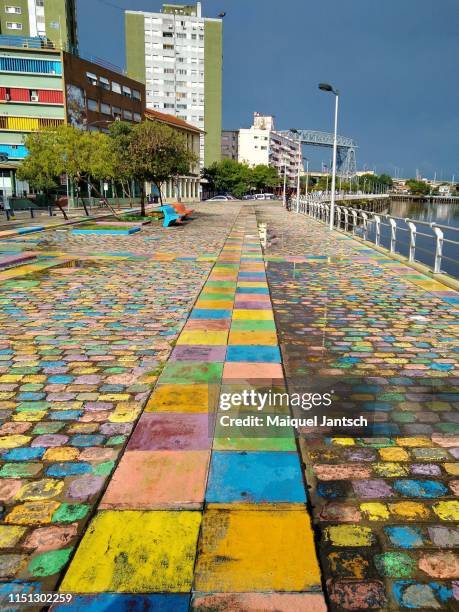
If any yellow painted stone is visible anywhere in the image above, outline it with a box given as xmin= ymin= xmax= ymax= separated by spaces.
xmin=5 ymin=501 xmax=60 ymax=525
xmin=389 ymin=502 xmax=430 ymax=520
xmin=43 ymin=447 xmax=79 ymax=462
xmin=0 ymin=375 xmax=23 ymax=382
xmin=0 ymin=392 xmax=15 ymax=400
xmin=379 ymin=447 xmax=410 ymax=461
xmin=237 ymin=282 xmax=268 ymax=288
xmin=60 ymin=510 xmax=201 ymax=593
xmin=228 ymin=331 xmax=278 ymax=346
xmin=145 ymin=384 xmax=214 ymax=413
xmin=443 ymin=463 xmax=459 ymax=476
xmin=432 ymin=501 xmax=459 ymax=521
xmin=98 ymin=394 xmax=131 ymax=402
xmin=396 ymin=437 xmax=432 ymax=447
xmin=232 ymin=310 xmax=273 ymax=321
xmin=13 ymin=411 xmax=47 ymax=422
xmin=0 ymin=525 xmax=26 ymax=548
xmin=0 ymin=434 xmax=31 ymax=449
xmin=330 ymin=438 xmax=355 ymax=446
xmin=177 ymin=331 xmax=228 ymax=346
xmin=360 ymin=503 xmax=390 ymax=521
xmin=325 ymin=525 xmax=374 ymax=547
xmin=109 ymin=403 xmax=142 ymax=423
xmin=15 ymin=479 xmax=64 ymax=502
xmin=195 ymin=300 xmax=234 ymax=309
xmin=373 ymin=462 xmax=408 ymax=477
xmin=194 ymin=509 xmax=321 ymax=592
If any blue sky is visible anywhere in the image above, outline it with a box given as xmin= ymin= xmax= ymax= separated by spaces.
xmin=77 ymin=0 xmax=458 ymax=179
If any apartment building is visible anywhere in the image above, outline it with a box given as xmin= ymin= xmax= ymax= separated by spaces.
xmin=144 ymin=107 xmax=202 ymax=202
xmin=0 ymin=0 xmax=78 ymax=51
xmin=125 ymin=2 xmax=222 ymax=167
xmin=0 ymin=35 xmax=145 ymax=197
xmin=224 ymin=113 xmax=301 ymax=184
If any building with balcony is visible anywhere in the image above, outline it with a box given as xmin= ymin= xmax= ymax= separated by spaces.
xmin=223 ymin=113 xmax=301 ymax=185
xmin=0 ymin=35 xmax=145 ymax=199
xmin=125 ymin=2 xmax=222 ymax=168
xmin=0 ymin=0 xmax=77 ymax=51
xmin=144 ymin=107 xmax=202 ymax=202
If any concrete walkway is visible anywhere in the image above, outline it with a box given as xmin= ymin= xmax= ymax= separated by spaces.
xmin=0 ymin=201 xmax=456 ymax=610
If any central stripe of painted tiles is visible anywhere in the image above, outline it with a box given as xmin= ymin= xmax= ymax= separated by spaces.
xmin=58 ymin=212 xmax=326 ymax=611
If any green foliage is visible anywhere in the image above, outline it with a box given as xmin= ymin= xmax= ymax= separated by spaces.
xmin=202 ymin=160 xmax=280 ymax=198
xmin=405 ymin=179 xmax=431 ymax=195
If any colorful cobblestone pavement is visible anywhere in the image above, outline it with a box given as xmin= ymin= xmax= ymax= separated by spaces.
xmin=0 ymin=201 xmax=457 ymax=611
xmin=258 ymin=203 xmax=459 ymax=610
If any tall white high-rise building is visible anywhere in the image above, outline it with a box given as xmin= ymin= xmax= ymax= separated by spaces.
xmin=125 ymin=2 xmax=222 ymax=167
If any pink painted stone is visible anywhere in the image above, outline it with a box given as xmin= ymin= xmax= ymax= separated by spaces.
xmin=329 ymin=579 xmax=387 ymax=610
xmin=314 ymin=464 xmax=371 ymax=481
xmin=127 ymin=413 xmax=211 ymax=451
xmin=171 ymin=345 xmax=226 ymax=362
xmin=23 ymin=524 xmax=78 ymax=552
xmin=223 ymin=362 xmax=283 ymax=381
xmin=101 ymin=450 xmax=210 ymax=509
xmin=84 ymin=402 xmax=113 ymax=411
xmin=78 ymin=447 xmax=117 ymax=461
xmin=75 ymin=376 xmax=102 ymax=385
xmin=319 ymin=502 xmax=362 ymax=523
xmin=0 ymin=479 xmax=23 ymax=502
xmin=419 ymin=552 xmax=459 ymax=579
xmin=352 ymin=479 xmax=394 ymax=498
xmin=191 ymin=593 xmax=327 ymax=611
xmin=31 ymin=434 xmax=68 ymax=447
xmin=46 ymin=393 xmax=76 ymax=402
xmin=67 ymin=475 xmax=106 ymax=501
xmin=0 ymin=422 xmax=31 ymax=435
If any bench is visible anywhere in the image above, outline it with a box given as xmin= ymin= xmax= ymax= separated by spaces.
xmin=159 ymin=205 xmax=185 ymax=228
xmin=171 ymin=202 xmax=195 ymax=218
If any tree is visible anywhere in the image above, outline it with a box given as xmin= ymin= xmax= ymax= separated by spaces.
xmin=108 ymin=121 xmax=135 ymax=201
xmin=18 ymin=125 xmax=116 ymax=214
xmin=405 ymin=179 xmax=430 ymax=196
xmin=251 ymin=165 xmax=280 ymax=192
xmin=127 ymin=121 xmax=197 ymax=216
xmin=202 ymin=160 xmax=279 ymax=198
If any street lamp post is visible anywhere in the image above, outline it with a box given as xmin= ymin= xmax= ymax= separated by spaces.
xmin=319 ymin=83 xmax=339 ymax=230
xmin=304 ymin=158 xmax=309 ymax=198
xmin=282 ymin=156 xmax=287 ymax=207
xmin=296 ymin=140 xmax=302 ymax=213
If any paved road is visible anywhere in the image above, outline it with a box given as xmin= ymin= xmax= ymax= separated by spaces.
xmin=0 ymin=201 xmax=456 ymax=610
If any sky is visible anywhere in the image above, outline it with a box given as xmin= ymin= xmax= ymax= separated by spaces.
xmin=77 ymin=0 xmax=459 ymax=179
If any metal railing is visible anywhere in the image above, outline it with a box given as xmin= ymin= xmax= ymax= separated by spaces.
xmin=298 ymin=196 xmax=459 ymax=277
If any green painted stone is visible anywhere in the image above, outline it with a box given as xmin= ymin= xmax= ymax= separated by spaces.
xmin=435 ymin=423 xmax=459 ymax=433
xmin=92 ymin=461 xmax=115 ymax=476
xmin=0 ymin=463 xmax=42 ymax=478
xmin=16 ymin=402 xmax=51 ymax=412
xmin=160 ymin=361 xmax=223 ymax=383
xmin=52 ymin=503 xmax=89 ymax=523
xmin=230 ymin=320 xmax=276 ymax=331
xmin=106 ymin=435 xmax=127 ymax=446
xmin=19 ymin=384 xmax=44 ymax=392
xmin=392 ymin=412 xmax=416 ymax=423
xmin=374 ymin=552 xmax=416 ymax=578
xmin=27 ymin=547 xmax=73 ymax=577
xmin=32 ymin=422 xmax=64 ymax=434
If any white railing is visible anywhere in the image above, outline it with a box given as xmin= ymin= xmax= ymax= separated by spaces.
xmin=298 ymin=196 xmax=459 ymax=276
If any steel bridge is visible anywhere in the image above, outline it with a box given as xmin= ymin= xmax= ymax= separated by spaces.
xmin=280 ymin=129 xmax=358 ymax=177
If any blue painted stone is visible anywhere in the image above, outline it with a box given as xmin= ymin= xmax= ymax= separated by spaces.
xmin=384 ymin=526 xmax=424 ymax=548
xmin=48 ymin=375 xmax=74 ymax=384
xmin=393 ymin=479 xmax=448 ymax=498
xmin=237 ymin=287 xmax=269 ymax=294
xmin=363 ymin=401 xmax=392 ymax=412
xmin=50 ymin=410 xmax=83 ymax=421
xmin=46 ymin=462 xmax=92 ymax=477
xmin=52 ymin=594 xmax=191 ymax=612
xmin=392 ymin=581 xmax=453 ymax=608
xmin=206 ymin=451 xmax=306 ymax=503
xmin=2 ymin=447 xmax=45 ymax=461
xmin=70 ymin=434 xmax=105 ymax=447
xmin=370 ymin=423 xmax=400 ymax=435
xmin=226 ymin=345 xmax=281 ymax=363
xmin=17 ymin=392 xmax=46 ymax=401
xmin=190 ymin=309 xmax=231 ymax=320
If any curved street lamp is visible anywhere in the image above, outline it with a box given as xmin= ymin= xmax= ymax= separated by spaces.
xmin=319 ymin=83 xmax=339 ymax=229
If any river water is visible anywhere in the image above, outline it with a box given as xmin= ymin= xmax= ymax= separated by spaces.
xmin=363 ymin=199 xmax=459 ymax=279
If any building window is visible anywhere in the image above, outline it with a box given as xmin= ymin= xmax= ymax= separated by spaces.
xmin=164 ymin=103 xmax=174 ymax=109
xmin=163 ymin=44 xmax=174 ymax=50
xmin=87 ymin=99 xmax=98 ymax=111
xmin=112 ymin=106 xmax=122 ymax=118
xmin=5 ymin=6 xmax=22 ymax=14
xmin=164 ymin=68 xmax=174 ymax=74
xmin=6 ymin=21 xmax=22 ymax=29
xmin=86 ymin=72 xmax=97 ymax=86
xmin=132 ymin=89 xmax=141 ymax=100
xmin=133 ymin=112 xmax=141 ymax=122
xmin=123 ymin=109 xmax=132 ymax=120
xmin=112 ymin=81 xmax=121 ymax=94
xmin=100 ymin=102 xmax=110 ymax=115
xmin=99 ymin=76 xmax=110 ymax=91
xmin=163 ymin=32 xmax=173 ymax=37
xmin=122 ymin=86 xmax=131 ymax=98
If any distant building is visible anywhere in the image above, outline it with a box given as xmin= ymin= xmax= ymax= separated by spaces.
xmin=223 ymin=113 xmax=300 ymax=184
xmin=0 ymin=35 xmax=145 ymax=198
xmin=221 ymin=129 xmax=238 ymax=160
xmin=125 ymin=2 xmax=222 ymax=167
xmin=144 ymin=108 xmax=202 ymax=202
xmin=0 ymin=0 xmax=78 ymax=52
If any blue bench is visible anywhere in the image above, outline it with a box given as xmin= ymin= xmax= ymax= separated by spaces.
xmin=159 ymin=205 xmax=184 ymax=228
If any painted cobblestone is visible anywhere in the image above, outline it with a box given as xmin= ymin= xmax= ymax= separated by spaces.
xmin=259 ymin=203 xmax=459 ymax=610
xmin=0 ymin=204 xmax=240 ymax=598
